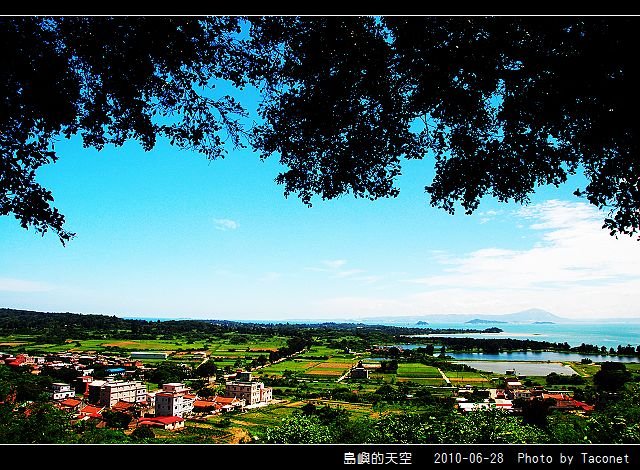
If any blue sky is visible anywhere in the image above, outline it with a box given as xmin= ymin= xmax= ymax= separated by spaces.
xmin=2 ymin=87 xmax=640 ymax=321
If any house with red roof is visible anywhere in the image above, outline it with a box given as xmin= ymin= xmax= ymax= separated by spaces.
xmin=78 ymin=404 xmax=105 ymax=420
xmin=192 ymin=399 xmax=219 ymax=414
xmin=542 ymin=392 xmax=595 ymax=413
xmin=137 ymin=415 xmax=185 ymax=431
xmin=58 ymin=398 xmax=82 ymax=412
xmin=5 ymin=354 xmax=26 ymax=367
xmin=211 ymin=395 xmax=245 ymax=412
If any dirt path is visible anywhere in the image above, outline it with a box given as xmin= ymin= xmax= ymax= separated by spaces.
xmin=437 ymin=368 xmax=451 ymax=385
xmin=227 ymin=427 xmax=252 ymax=444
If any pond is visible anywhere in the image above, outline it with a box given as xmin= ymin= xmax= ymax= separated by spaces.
xmin=448 ymin=351 xmax=639 ymax=363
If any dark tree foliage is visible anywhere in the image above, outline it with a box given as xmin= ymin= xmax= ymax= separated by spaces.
xmin=546 ymin=372 xmax=585 ymax=386
xmin=130 ymin=425 xmax=155 ymax=441
xmin=3 ymin=17 xmax=640 ymax=242
xmin=101 ymin=409 xmax=133 ymax=429
xmin=0 ymin=365 xmax=53 ymax=402
xmin=194 ymin=361 xmax=218 ymax=378
xmin=145 ymin=362 xmax=191 ymax=385
xmin=513 ymin=397 xmax=557 ymax=428
xmin=0 ymin=402 xmax=72 ymax=443
xmin=1 ymin=17 xmax=249 ymax=243
xmin=593 ymin=362 xmax=632 ymax=392
xmin=248 ymin=17 xmax=640 ymax=239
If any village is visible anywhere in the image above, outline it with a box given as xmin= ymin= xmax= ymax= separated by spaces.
xmin=0 ymin=350 xmax=272 ymax=432
xmin=1 ymin=347 xmax=597 ymax=438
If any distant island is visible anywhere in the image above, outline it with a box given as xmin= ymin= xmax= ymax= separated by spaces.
xmin=466 ymin=319 xmax=508 ymax=324
xmin=357 ymin=308 xmax=572 ymax=325
xmin=416 ymin=321 xmax=429 ymax=326
xmin=533 ymin=321 xmax=555 ymax=324
xmin=482 ymin=327 xmax=504 ymax=333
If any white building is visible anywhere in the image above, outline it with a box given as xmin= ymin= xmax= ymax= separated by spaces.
xmin=88 ymin=379 xmax=147 ymax=407
xmin=51 ymin=383 xmax=76 ymax=400
xmin=225 ymin=372 xmax=272 ymax=405
xmin=162 ymin=382 xmax=189 ymax=393
xmin=155 ymin=383 xmax=194 ymax=417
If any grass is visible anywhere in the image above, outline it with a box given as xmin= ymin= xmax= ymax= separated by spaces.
xmin=304 ymin=361 xmax=354 ymax=378
xmin=297 ymin=345 xmax=339 ymax=358
xmin=205 ymin=400 xmax=300 ymax=437
xmin=253 ymin=360 xmax=320 ymax=376
xmin=205 ymin=399 xmax=380 ymax=440
xmin=7 ymin=336 xmax=287 ymax=364
xmin=568 ymin=362 xmax=602 ymax=377
xmin=396 ymin=377 xmax=448 ymax=386
xmin=396 ymin=363 xmax=442 ymax=378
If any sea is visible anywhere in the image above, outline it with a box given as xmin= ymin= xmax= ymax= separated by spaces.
xmin=396 ymin=321 xmax=640 ymax=350
xmin=389 ymin=321 xmax=640 ymax=366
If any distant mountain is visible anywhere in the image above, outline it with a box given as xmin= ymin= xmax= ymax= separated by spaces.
xmin=356 ymin=308 xmax=571 ymax=325
xmin=466 ymin=319 xmax=508 ymax=324
xmin=501 ymin=308 xmax=565 ymax=323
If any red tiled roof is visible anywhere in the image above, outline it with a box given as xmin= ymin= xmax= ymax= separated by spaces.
xmin=60 ymin=398 xmax=81 ymax=408
xmin=112 ymin=401 xmax=134 ymax=411
xmin=139 ymin=416 xmax=184 ymax=425
xmin=571 ymin=400 xmax=595 ymax=411
xmin=543 ymin=393 xmax=568 ymax=400
xmin=193 ymin=400 xmax=217 ymax=408
xmin=138 ymin=420 xmax=165 ymax=428
xmin=80 ymin=405 xmax=103 ymax=415
xmin=213 ymin=396 xmax=238 ymax=405
xmin=184 ymin=394 xmax=196 ymax=399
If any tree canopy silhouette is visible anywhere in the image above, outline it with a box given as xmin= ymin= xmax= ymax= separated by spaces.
xmin=2 ymin=16 xmax=639 ymax=243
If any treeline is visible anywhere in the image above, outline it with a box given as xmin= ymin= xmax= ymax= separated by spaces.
xmin=2 ymin=308 xmax=638 ymax=357
xmin=0 ymin=308 xmax=499 ymax=350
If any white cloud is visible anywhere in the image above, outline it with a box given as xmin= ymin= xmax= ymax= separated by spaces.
xmin=353 ymin=275 xmax=384 ymax=284
xmin=322 ymin=200 xmax=640 ymax=320
xmin=259 ymin=272 xmax=282 ymax=282
xmin=477 ymin=209 xmax=503 ymax=224
xmin=323 ymin=259 xmax=347 ymax=269
xmin=305 ymin=259 xmax=382 ymax=285
xmin=409 ymin=200 xmax=640 ymax=292
xmin=334 ymin=269 xmax=365 ymax=278
xmin=214 ymin=218 xmax=240 ymax=231
xmin=0 ymin=278 xmax=54 ymax=292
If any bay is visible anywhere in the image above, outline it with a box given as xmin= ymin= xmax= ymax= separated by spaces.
xmin=400 ymin=321 xmax=640 ymax=349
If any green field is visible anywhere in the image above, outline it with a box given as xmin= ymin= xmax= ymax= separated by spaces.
xmin=396 ymin=363 xmax=442 ymax=378
xmin=297 ymin=345 xmax=340 ymax=358
xmin=205 ymin=399 xmax=378 ymax=438
xmin=1 ymin=335 xmax=287 ymax=361
xmin=254 ymin=359 xmax=321 ymax=376
xmin=568 ymin=362 xmax=601 ymax=377
xmin=446 ymin=370 xmax=492 ymax=387
xmin=205 ymin=400 xmax=303 ymax=440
